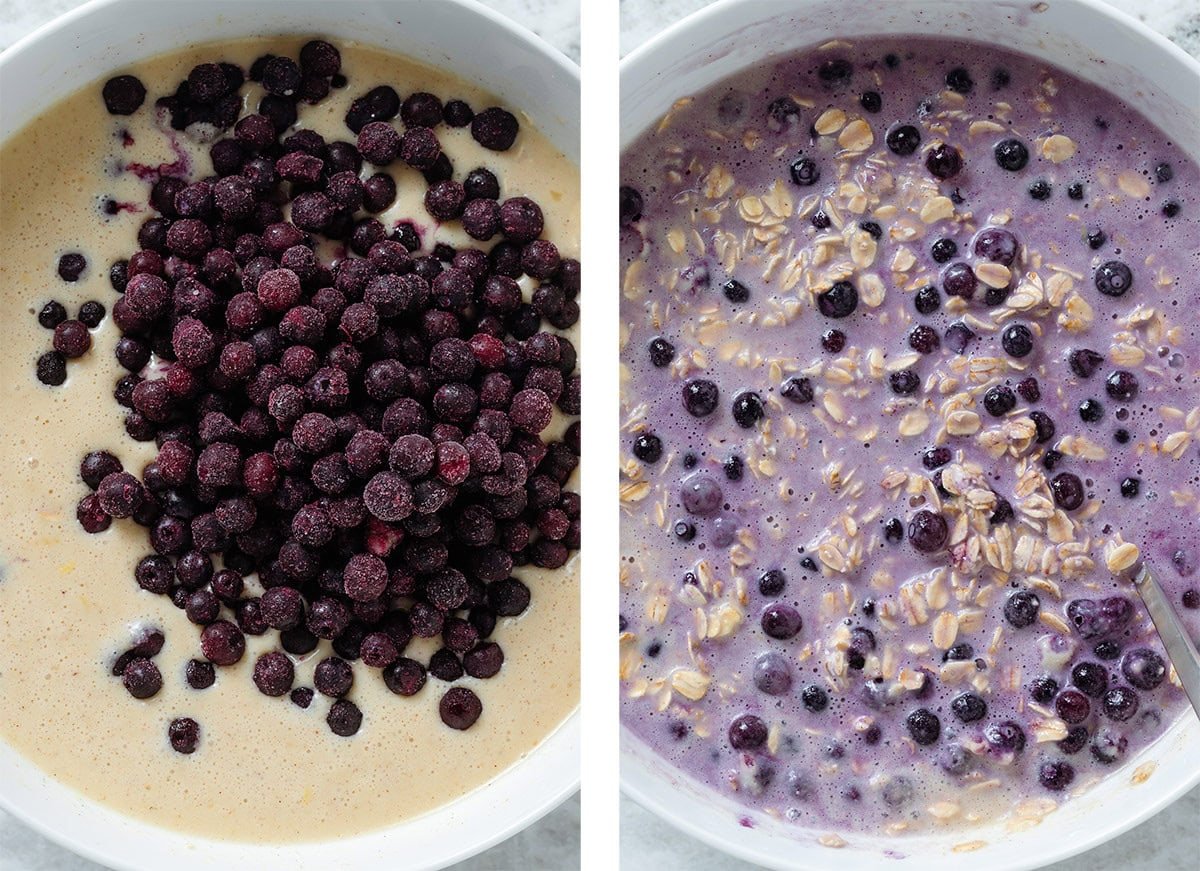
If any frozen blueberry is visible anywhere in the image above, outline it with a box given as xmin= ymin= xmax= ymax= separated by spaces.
xmin=1121 ymin=648 xmax=1166 ymax=690
xmin=102 ymin=75 xmax=146 ymax=115
xmin=1094 ymin=261 xmax=1133 ymax=297
xmin=471 ymin=107 xmax=519 ymax=151
xmin=817 ymin=58 xmax=853 ymax=84
xmin=1105 ymin=370 xmax=1138 ymax=401
xmin=681 ymin=474 xmax=723 ymax=517
xmin=1056 ymin=688 xmax=1091 ymax=724
xmin=1066 ymin=596 xmax=1135 ymax=640
xmin=758 ymin=569 xmax=786 ymax=597
xmin=200 ymin=620 xmax=245 ymax=666
xmin=1090 ymin=726 xmax=1127 ymax=765
xmin=889 ymin=370 xmax=920 ymax=396
xmin=884 ymin=518 xmax=904 ymax=543
xmin=983 ymin=385 xmax=1016 ymax=417
xmin=941 ymin=262 xmax=977 ymax=299
xmin=925 ymin=143 xmax=962 ymax=179
xmin=984 ymin=720 xmax=1026 ymax=754
xmin=632 ymin=433 xmax=663 ymax=463
xmin=885 ymin=124 xmax=921 ymax=156
xmin=722 ymin=278 xmax=750 ymax=304
xmin=327 ymin=698 xmax=363 ymax=736
xmin=443 ymin=100 xmax=474 ymax=127
xmin=728 ymin=713 xmax=768 ymax=750
xmin=754 ymin=651 xmax=793 ymax=695
xmin=682 ymin=378 xmax=719 ymax=417
xmin=619 ymin=186 xmax=643 ymax=224
xmin=1029 ymin=676 xmax=1059 ymax=703
xmin=1078 ymin=398 xmax=1104 ymax=423
xmin=908 ymin=510 xmax=947 ymax=553
xmin=440 ymin=686 xmax=483 ymax=729
xmin=859 ymin=91 xmax=882 ymax=113
xmin=1004 ymin=590 xmax=1040 ymax=628
xmin=1050 ymin=473 xmax=1084 ymax=510
xmin=788 ymin=154 xmax=820 ymax=186
xmin=1038 ymin=759 xmax=1075 ymax=792
xmin=945 ymin=67 xmax=973 ymax=93
xmin=1028 ymin=180 xmax=1052 ymax=200
xmin=994 ymin=138 xmax=1029 ymax=171
xmin=943 ymin=321 xmax=976 ymax=355
xmin=184 ymin=658 xmax=216 ymax=690
xmin=760 ymin=602 xmax=802 ymax=640
xmin=57 ymin=253 xmax=87 ymax=282
xmin=951 ymin=692 xmax=987 ymax=723
xmin=817 ymin=281 xmax=857 ymax=318
xmin=97 ymin=471 xmax=144 ymax=518
xmin=821 ymin=329 xmax=846 ymax=352
xmin=168 ymin=717 xmax=200 ymax=754
xmin=731 ymin=391 xmax=765 ymax=427
xmin=1015 ymin=378 xmax=1040 ymax=404
xmin=781 ymin=376 xmax=814 ymax=404
xmin=1071 ymin=661 xmax=1109 ymax=698
xmin=914 ymin=285 xmax=941 ymax=314
xmin=908 ymin=324 xmax=940 ymax=354
xmin=1001 ymin=323 xmax=1033 ymax=357
xmin=252 ymin=650 xmax=295 ymax=696
xmin=383 ymin=658 xmax=427 ymax=696
xmin=1068 ymin=348 xmax=1104 ymax=379
xmin=930 ymin=238 xmax=957 ymax=264
xmin=1058 ymin=726 xmax=1089 ymax=755
xmin=53 ymin=320 xmax=91 ymax=358
xmin=906 ymin=708 xmax=940 ymax=745
xmin=1102 ymin=686 xmax=1139 ymax=721
xmin=122 ymin=657 xmax=162 ymax=699
xmin=801 ymin=684 xmax=828 ymax=713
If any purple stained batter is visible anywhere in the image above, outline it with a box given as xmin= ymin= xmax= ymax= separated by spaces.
xmin=620 ymin=37 xmax=1198 ymax=833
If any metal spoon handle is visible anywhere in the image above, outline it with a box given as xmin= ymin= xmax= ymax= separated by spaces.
xmin=1134 ymin=564 xmax=1200 ymax=719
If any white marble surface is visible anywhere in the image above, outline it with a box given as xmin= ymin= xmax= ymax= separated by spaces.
xmin=619 ymin=0 xmax=1200 ymax=869
xmin=0 ymin=2 xmax=579 ymax=870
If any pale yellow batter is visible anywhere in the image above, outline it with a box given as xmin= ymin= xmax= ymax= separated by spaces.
xmin=0 ymin=39 xmax=579 ymax=842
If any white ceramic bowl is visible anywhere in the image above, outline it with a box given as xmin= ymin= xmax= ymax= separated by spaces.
xmin=0 ymin=2 xmax=578 ymax=869
xmin=620 ymin=1 xmax=1200 ymax=868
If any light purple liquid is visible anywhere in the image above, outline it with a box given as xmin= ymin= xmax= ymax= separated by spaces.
xmin=620 ymin=37 xmax=1199 ymax=833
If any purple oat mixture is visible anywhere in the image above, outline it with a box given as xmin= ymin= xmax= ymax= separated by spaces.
xmin=620 ymin=38 xmax=1197 ymax=833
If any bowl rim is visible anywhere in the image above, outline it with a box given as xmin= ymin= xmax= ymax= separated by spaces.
xmin=0 ymin=0 xmax=580 ymax=868
xmin=618 ymin=0 xmax=1200 ymax=867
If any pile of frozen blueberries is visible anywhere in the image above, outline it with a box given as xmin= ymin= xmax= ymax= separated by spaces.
xmin=70 ymin=40 xmax=581 ymax=748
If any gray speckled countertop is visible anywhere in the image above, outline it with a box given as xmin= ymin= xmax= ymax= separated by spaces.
xmin=0 ymin=1 xmax=579 ymax=869
xmin=618 ymin=1 xmax=1200 ymax=869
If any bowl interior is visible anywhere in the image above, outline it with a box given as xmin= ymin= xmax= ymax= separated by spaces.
xmin=0 ymin=2 xmax=578 ymax=870
xmin=620 ymin=0 xmax=1200 ymax=868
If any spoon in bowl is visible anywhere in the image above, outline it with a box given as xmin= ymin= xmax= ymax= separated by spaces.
xmin=1132 ymin=563 xmax=1200 ymax=719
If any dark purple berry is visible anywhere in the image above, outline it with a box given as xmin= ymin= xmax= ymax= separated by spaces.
xmin=906 ymin=708 xmax=941 ymax=745
xmin=994 ymin=138 xmax=1029 ymax=171
xmin=908 ymin=510 xmax=948 ymax=552
xmin=817 ymin=281 xmax=857 ymax=318
xmin=728 ymin=714 xmax=768 ymax=750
